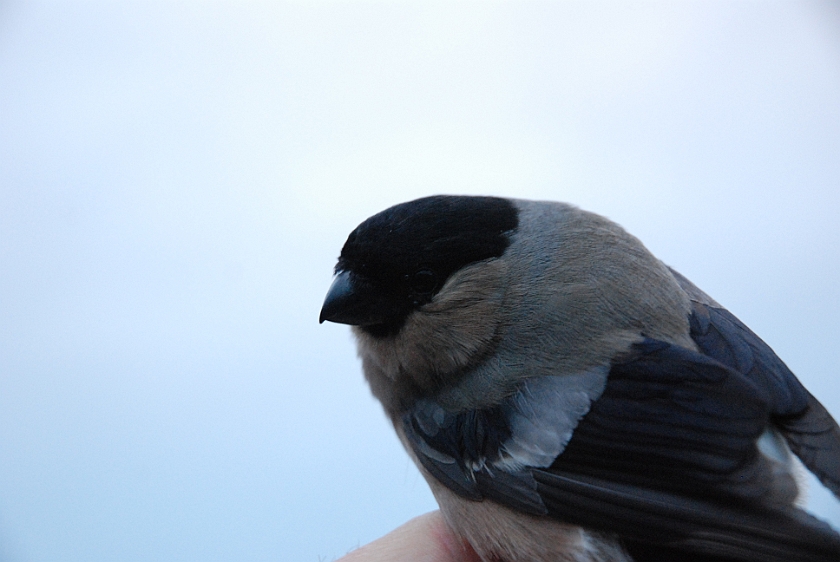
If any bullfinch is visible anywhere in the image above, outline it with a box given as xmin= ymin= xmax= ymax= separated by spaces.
xmin=320 ymin=195 xmax=840 ymax=562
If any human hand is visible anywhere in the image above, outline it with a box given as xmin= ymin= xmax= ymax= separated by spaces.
xmin=337 ymin=511 xmax=482 ymax=562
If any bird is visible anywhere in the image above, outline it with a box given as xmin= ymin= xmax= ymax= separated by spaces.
xmin=319 ymin=195 xmax=840 ymax=562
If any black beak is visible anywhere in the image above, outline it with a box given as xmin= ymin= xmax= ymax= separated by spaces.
xmin=319 ymin=270 xmax=396 ymax=326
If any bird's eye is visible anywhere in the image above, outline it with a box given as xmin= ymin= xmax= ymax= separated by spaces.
xmin=411 ymin=269 xmax=438 ymax=295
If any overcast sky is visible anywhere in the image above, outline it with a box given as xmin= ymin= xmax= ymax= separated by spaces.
xmin=1 ymin=1 xmax=839 ymax=561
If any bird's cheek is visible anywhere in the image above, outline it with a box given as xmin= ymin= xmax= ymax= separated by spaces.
xmin=394 ymin=260 xmax=509 ymax=388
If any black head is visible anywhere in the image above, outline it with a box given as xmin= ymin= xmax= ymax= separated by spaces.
xmin=319 ymin=195 xmax=519 ymax=337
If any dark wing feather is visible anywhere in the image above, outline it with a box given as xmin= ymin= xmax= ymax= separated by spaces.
xmin=779 ymin=395 xmax=840 ymax=497
xmin=672 ymin=268 xmax=840 ymax=498
xmin=549 ymin=340 xmax=788 ymax=506
xmin=403 ymin=397 xmax=547 ymax=514
xmin=533 ymin=469 xmax=840 ymax=562
xmin=402 ymin=338 xmax=840 ymax=562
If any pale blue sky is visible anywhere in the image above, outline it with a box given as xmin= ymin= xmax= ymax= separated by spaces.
xmin=1 ymin=2 xmax=839 ymax=561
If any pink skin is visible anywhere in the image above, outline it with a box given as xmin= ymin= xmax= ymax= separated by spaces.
xmin=338 ymin=511 xmax=482 ymax=562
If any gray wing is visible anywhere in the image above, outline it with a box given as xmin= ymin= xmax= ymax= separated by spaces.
xmin=402 ymin=337 xmax=840 ymax=562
